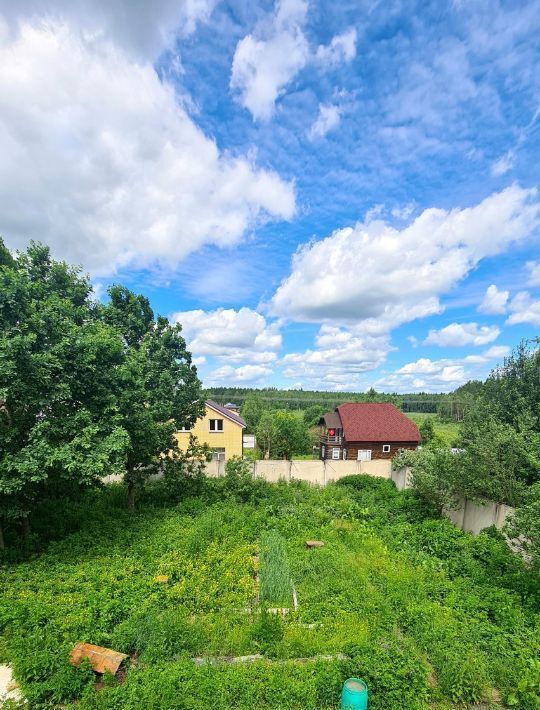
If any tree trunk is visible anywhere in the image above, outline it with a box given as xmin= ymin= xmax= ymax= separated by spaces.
xmin=127 ymin=480 xmax=135 ymax=512
xmin=21 ymin=514 xmax=31 ymax=539
xmin=0 ymin=522 xmax=5 ymax=550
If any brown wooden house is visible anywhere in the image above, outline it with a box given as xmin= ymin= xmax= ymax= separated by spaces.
xmin=318 ymin=402 xmax=421 ymax=461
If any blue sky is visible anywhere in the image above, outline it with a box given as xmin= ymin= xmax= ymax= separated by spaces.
xmin=0 ymin=0 xmax=539 ymax=392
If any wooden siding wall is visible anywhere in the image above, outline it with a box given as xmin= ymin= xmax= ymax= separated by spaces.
xmin=321 ymin=441 xmax=418 ymax=460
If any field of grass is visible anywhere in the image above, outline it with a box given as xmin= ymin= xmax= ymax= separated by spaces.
xmin=1 ymin=477 xmax=538 ymax=709
xmin=405 ymin=412 xmax=461 ymax=447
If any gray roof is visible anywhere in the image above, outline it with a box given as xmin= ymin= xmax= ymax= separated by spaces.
xmin=319 ymin=411 xmax=342 ymax=429
xmin=206 ymin=399 xmax=246 ymax=428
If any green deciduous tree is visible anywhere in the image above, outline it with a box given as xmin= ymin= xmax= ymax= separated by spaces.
xmin=419 ymin=418 xmax=435 ymax=445
xmin=459 ymin=403 xmax=535 ymax=505
xmin=241 ymin=394 xmax=264 ymax=432
xmin=270 ymin=411 xmax=311 ymax=460
xmin=101 ymin=285 xmax=204 ymax=510
xmin=0 ymin=240 xmax=129 ymax=545
xmin=256 ymin=411 xmax=276 ymax=459
xmin=303 ymin=405 xmax=325 ymax=428
xmin=406 ymin=448 xmax=463 ymax=514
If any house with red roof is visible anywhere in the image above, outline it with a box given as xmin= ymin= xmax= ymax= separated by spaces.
xmin=317 ymin=402 xmax=421 ymax=461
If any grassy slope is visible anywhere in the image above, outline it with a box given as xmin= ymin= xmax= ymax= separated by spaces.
xmin=0 ymin=480 xmax=538 ymax=709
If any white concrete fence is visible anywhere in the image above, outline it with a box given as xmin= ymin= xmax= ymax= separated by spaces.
xmin=204 ymin=458 xmax=392 ymax=485
xmin=105 ymin=459 xmax=514 ymax=537
xmin=211 ymin=460 xmax=515 ymax=537
xmin=391 ymin=466 xmax=515 ymax=535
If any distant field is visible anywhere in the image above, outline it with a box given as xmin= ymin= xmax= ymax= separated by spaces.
xmin=405 ymin=412 xmax=460 ymax=447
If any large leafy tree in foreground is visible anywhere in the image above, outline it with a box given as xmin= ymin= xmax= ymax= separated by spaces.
xmin=0 ymin=241 xmax=128 ymax=546
xmin=101 ymin=286 xmax=204 ymax=510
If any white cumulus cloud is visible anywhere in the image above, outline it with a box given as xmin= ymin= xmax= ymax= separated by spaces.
xmin=483 ymin=345 xmax=510 ymax=359
xmin=230 ymin=0 xmax=357 ymax=121
xmin=526 ymin=260 xmax=540 ymax=286
xmin=308 ymin=103 xmax=342 ymax=139
xmin=0 ymin=0 xmax=216 ymax=59
xmin=491 ymin=150 xmax=515 ymax=176
xmin=375 ymin=343 xmax=510 ymax=394
xmin=207 ymin=364 xmax=273 ymax=384
xmin=271 ymin=186 xmax=540 ymax=328
xmin=478 ymin=284 xmax=510 ymax=314
xmin=315 ymin=28 xmax=357 ymax=66
xmin=230 ymin=0 xmax=309 ymax=121
xmin=0 ymin=14 xmax=295 ymax=276
xmin=171 ymin=308 xmax=282 ymax=364
xmin=506 ymin=292 xmax=540 ymax=327
xmin=424 ymin=322 xmax=500 ymax=347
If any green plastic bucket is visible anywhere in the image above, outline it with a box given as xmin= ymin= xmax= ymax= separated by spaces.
xmin=341 ymin=677 xmax=368 ymax=710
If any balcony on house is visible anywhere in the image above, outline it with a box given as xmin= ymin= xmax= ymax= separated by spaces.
xmin=319 ymin=431 xmax=343 ymax=444
xmin=317 ymin=410 xmax=343 ymax=442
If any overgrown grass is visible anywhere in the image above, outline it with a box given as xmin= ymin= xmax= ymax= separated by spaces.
xmin=259 ymin=530 xmax=293 ymax=606
xmin=0 ymin=476 xmax=538 ymax=708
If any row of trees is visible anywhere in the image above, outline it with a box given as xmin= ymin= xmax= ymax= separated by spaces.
xmin=210 ymin=386 xmax=449 ymax=415
xmin=0 ymin=241 xmax=205 ymax=547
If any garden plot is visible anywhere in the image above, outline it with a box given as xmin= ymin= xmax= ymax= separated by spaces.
xmin=0 ymin=477 xmax=539 ymax=709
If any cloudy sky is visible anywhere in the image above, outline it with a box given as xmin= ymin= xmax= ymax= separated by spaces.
xmin=1 ymin=0 xmax=539 ymax=392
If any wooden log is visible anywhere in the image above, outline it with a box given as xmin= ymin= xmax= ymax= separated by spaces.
xmin=70 ymin=643 xmax=128 ymax=675
xmin=305 ymin=540 xmax=324 ymax=549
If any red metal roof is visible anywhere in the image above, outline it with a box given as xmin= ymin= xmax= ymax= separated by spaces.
xmin=336 ymin=403 xmax=421 ymax=443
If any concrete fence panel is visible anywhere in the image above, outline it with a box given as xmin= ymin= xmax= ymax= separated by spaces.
xmin=443 ymin=498 xmax=466 ymax=529
xmin=391 ymin=466 xmax=411 ymax=491
xmin=289 ymin=460 xmax=325 ymax=485
xmin=495 ymin=503 xmax=515 ymax=528
xmin=324 ymin=460 xmax=361 ymax=483
xmin=254 ymin=460 xmax=290 ymax=482
xmin=204 ymin=460 xmax=224 ymax=478
xmin=462 ymin=499 xmax=499 ymax=535
xmin=361 ymin=460 xmax=392 ymax=479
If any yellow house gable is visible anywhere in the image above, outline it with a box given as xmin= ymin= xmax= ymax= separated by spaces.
xmin=175 ymin=400 xmax=245 ymax=460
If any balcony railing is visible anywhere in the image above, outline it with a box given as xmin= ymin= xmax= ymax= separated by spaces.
xmin=320 ymin=434 xmax=342 ymax=444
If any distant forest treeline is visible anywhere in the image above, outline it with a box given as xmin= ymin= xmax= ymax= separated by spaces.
xmin=206 ymin=386 xmax=475 ymax=416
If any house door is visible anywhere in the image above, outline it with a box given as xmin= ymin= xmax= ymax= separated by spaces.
xmin=357 ymin=449 xmax=372 ymax=461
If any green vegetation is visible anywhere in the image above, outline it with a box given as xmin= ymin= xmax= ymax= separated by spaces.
xmin=217 ymin=386 xmax=448 ymax=414
xmin=256 ymin=410 xmax=312 ymax=460
xmin=404 ymin=413 xmax=460 ymax=448
xmin=1 ymin=475 xmax=538 ymax=709
xmin=0 ymin=240 xmax=205 ymax=545
xmin=259 ymin=530 xmax=293 ymax=606
xmin=399 ymin=341 xmax=540 ymax=543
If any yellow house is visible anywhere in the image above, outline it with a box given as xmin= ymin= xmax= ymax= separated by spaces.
xmin=176 ymin=400 xmax=246 ymax=461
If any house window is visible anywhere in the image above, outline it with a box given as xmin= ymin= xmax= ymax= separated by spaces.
xmin=209 ymin=419 xmax=223 ymax=432
xmin=332 ymin=448 xmax=340 ymax=460
xmin=321 ymin=445 xmax=326 ymax=459
xmin=211 ymin=447 xmax=226 ymax=461
xmin=342 ymin=449 xmax=347 ymax=460
xmin=357 ymin=449 xmax=372 ymax=461
xmin=382 ymin=444 xmax=391 ymax=453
